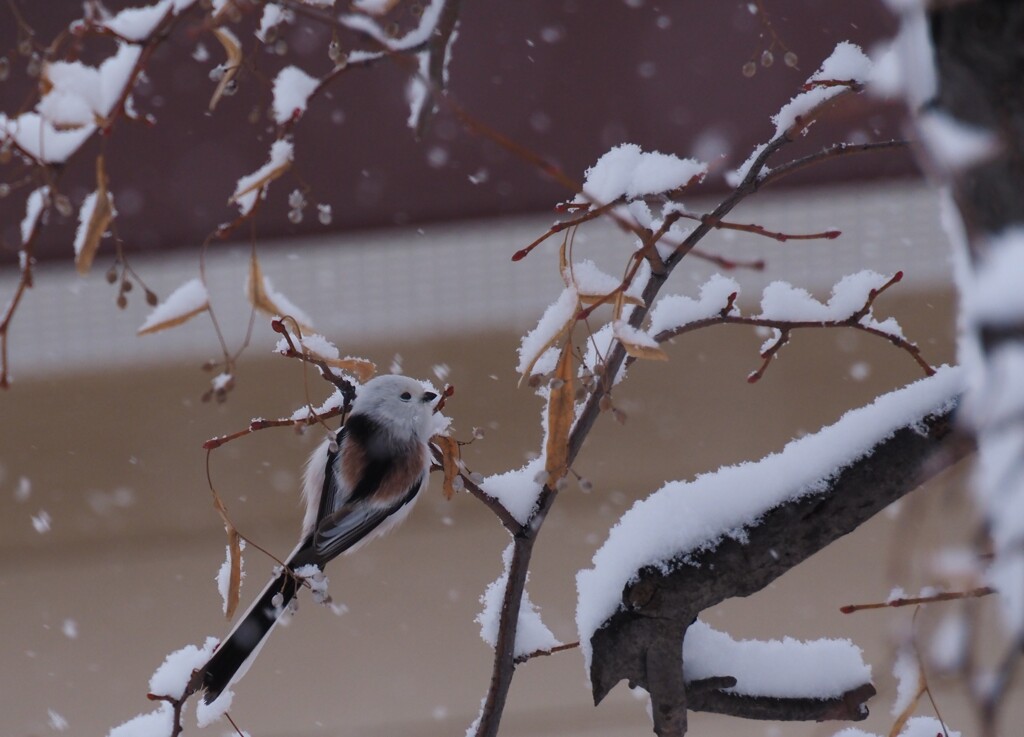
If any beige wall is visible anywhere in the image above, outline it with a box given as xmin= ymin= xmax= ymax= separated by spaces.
xmin=5 ymin=286 xmax=1017 ymax=737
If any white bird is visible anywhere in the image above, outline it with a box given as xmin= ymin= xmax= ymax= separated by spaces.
xmin=201 ymin=374 xmax=439 ymax=703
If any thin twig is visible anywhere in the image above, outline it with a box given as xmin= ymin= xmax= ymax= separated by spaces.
xmin=760 ymin=139 xmax=910 ymax=188
xmin=514 ymin=640 xmax=579 ymax=664
xmin=840 ymin=587 xmax=996 ymax=614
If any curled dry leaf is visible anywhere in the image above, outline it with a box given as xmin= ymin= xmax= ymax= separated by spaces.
xmin=433 ymin=434 xmax=461 ymax=501
xmin=306 ymin=352 xmax=377 ymax=384
xmin=137 ymin=277 xmax=210 ymax=335
xmin=230 ymin=141 xmax=293 ymax=212
xmin=209 ymin=27 xmax=242 ymax=112
xmin=210 ymin=484 xmax=243 ymax=620
xmin=246 ymin=252 xmax=313 ymax=330
xmin=75 ymin=156 xmax=114 ymax=275
xmin=614 ymin=319 xmax=668 ymax=362
xmin=518 ymin=286 xmax=580 ymax=381
xmin=544 ymin=341 xmax=574 ymax=482
xmin=559 ymin=232 xmax=642 ymax=310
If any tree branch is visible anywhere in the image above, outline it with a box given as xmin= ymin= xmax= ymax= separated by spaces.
xmin=588 ymin=404 xmax=973 ymax=736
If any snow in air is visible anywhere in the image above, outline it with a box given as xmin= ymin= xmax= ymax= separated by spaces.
xmin=272 ymin=66 xmax=320 ymax=125
xmin=477 ymin=543 xmax=561 ymax=658
xmin=575 ymin=366 xmax=962 ymax=670
xmin=47 ymin=709 xmax=69 ymax=731
xmin=683 ymin=620 xmax=870 ymax=699
xmin=137 ymin=277 xmax=209 ymax=334
xmin=582 ymin=143 xmax=706 ymax=205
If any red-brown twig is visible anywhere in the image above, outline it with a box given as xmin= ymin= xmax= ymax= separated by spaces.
xmin=760 ymin=139 xmax=910 ymax=188
xmin=514 ymin=640 xmax=579 ymax=664
xmin=473 ymin=79 xmax=898 ymax=737
xmin=650 ymin=271 xmax=935 ymax=383
xmin=840 ymin=587 xmax=995 ymax=614
xmin=678 ymin=211 xmax=841 ymax=242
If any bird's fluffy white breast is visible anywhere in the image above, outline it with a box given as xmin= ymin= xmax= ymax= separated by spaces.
xmin=300 ymin=436 xmax=340 ymax=538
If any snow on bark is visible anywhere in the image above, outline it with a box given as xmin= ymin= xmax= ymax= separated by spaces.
xmin=582 ymin=143 xmax=706 ymax=206
xmin=256 ymin=3 xmax=287 ymax=42
xmin=479 ymin=457 xmax=545 ymax=527
xmin=271 ymin=66 xmax=320 ymax=124
xmin=341 ymin=0 xmax=445 ymax=51
xmin=476 ymin=543 xmax=560 ymax=658
xmin=648 ymin=274 xmax=739 ymax=336
xmin=757 ymin=271 xmax=905 ymax=339
xmin=37 ymin=43 xmax=142 ymax=128
xmin=683 ymin=620 xmax=871 ymax=699
xmin=20 ymin=186 xmax=49 ymax=245
xmin=916 ymin=111 xmax=998 ymax=173
xmin=101 ymin=1 xmax=173 ymax=41
xmin=728 ymin=42 xmax=871 ymax=186
xmin=149 ymin=637 xmax=219 ymax=699
xmin=576 ymin=366 xmax=963 ymax=669
xmin=1 ymin=112 xmax=95 ymax=164
xmin=106 ymin=703 xmax=174 ymax=737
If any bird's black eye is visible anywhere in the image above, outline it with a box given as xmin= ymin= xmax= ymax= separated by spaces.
xmin=400 ymin=391 xmax=412 ymax=401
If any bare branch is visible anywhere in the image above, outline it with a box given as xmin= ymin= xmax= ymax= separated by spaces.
xmin=840 ymin=587 xmax=996 ymax=614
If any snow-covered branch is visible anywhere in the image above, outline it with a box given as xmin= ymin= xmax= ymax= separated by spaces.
xmin=582 ymin=372 xmax=970 ymax=737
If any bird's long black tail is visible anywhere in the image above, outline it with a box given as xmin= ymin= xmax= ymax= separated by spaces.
xmin=201 ymin=542 xmax=316 ymax=704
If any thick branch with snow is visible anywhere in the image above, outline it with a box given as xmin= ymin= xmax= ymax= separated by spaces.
xmin=585 ymin=392 xmax=971 ymax=737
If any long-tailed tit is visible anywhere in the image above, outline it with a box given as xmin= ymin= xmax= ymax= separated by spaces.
xmin=201 ymin=374 xmax=439 ymax=703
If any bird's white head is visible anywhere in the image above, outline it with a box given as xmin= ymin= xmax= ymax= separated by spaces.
xmin=351 ymin=374 xmax=439 ymax=443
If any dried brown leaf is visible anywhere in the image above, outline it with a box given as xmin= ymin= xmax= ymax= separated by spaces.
xmin=209 ymin=27 xmax=242 ymax=112
xmin=621 ymin=340 xmax=669 ymax=361
xmin=544 ymin=341 xmax=574 ymax=481
xmin=210 ymin=485 xmax=243 ymax=620
xmin=137 ymin=278 xmax=209 ymax=335
xmin=433 ymin=434 xmax=461 ymax=501
xmin=229 ymin=156 xmax=292 ymax=208
xmin=579 ymin=291 xmax=643 ymax=307
xmin=137 ymin=302 xmax=209 ymax=335
xmin=246 ymin=253 xmax=312 ymax=331
xmin=307 ymin=354 xmax=376 ymax=383
xmin=75 ymin=156 xmax=114 ymax=275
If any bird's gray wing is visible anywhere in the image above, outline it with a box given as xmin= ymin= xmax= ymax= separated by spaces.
xmin=312 ymin=474 xmax=423 ymax=562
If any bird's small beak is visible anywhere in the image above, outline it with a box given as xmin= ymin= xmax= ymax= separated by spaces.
xmin=422 ymin=391 xmax=438 ymax=403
